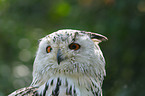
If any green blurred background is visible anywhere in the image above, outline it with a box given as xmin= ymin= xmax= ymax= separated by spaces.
xmin=0 ymin=0 xmax=145 ymax=96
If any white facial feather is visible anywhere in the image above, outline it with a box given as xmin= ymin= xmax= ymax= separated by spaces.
xmin=31 ymin=29 xmax=107 ymax=96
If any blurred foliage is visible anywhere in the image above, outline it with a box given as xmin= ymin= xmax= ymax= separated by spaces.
xmin=0 ymin=0 xmax=145 ymax=96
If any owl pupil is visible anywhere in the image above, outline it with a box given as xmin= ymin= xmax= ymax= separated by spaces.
xmin=72 ymin=45 xmax=76 ymax=49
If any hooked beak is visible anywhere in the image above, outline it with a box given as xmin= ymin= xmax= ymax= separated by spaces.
xmin=57 ymin=49 xmax=63 ymax=65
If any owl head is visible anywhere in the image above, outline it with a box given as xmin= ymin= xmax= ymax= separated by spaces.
xmin=32 ymin=29 xmax=107 ymax=86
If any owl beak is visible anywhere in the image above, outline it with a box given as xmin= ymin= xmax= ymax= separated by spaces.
xmin=57 ymin=49 xmax=63 ymax=65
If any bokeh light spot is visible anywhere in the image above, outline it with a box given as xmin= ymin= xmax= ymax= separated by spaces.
xmin=19 ymin=49 xmax=31 ymax=62
xmin=18 ymin=38 xmax=31 ymax=49
xmin=13 ymin=64 xmax=30 ymax=78
xmin=138 ymin=1 xmax=145 ymax=12
xmin=54 ymin=2 xmax=71 ymax=17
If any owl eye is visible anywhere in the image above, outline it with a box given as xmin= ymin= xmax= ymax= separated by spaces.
xmin=69 ymin=43 xmax=80 ymax=50
xmin=46 ymin=46 xmax=52 ymax=53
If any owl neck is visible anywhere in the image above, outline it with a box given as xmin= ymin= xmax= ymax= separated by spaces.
xmin=31 ymin=73 xmax=103 ymax=96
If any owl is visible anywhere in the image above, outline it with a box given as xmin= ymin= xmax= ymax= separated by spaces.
xmin=9 ymin=29 xmax=107 ymax=96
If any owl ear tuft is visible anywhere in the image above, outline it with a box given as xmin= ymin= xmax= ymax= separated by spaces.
xmin=85 ymin=32 xmax=108 ymax=43
xmin=90 ymin=33 xmax=108 ymax=42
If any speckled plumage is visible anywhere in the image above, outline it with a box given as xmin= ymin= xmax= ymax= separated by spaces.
xmin=9 ymin=29 xmax=107 ymax=96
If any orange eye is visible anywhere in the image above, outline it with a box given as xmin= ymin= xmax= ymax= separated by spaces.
xmin=69 ymin=43 xmax=80 ymax=50
xmin=46 ymin=46 xmax=52 ymax=53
